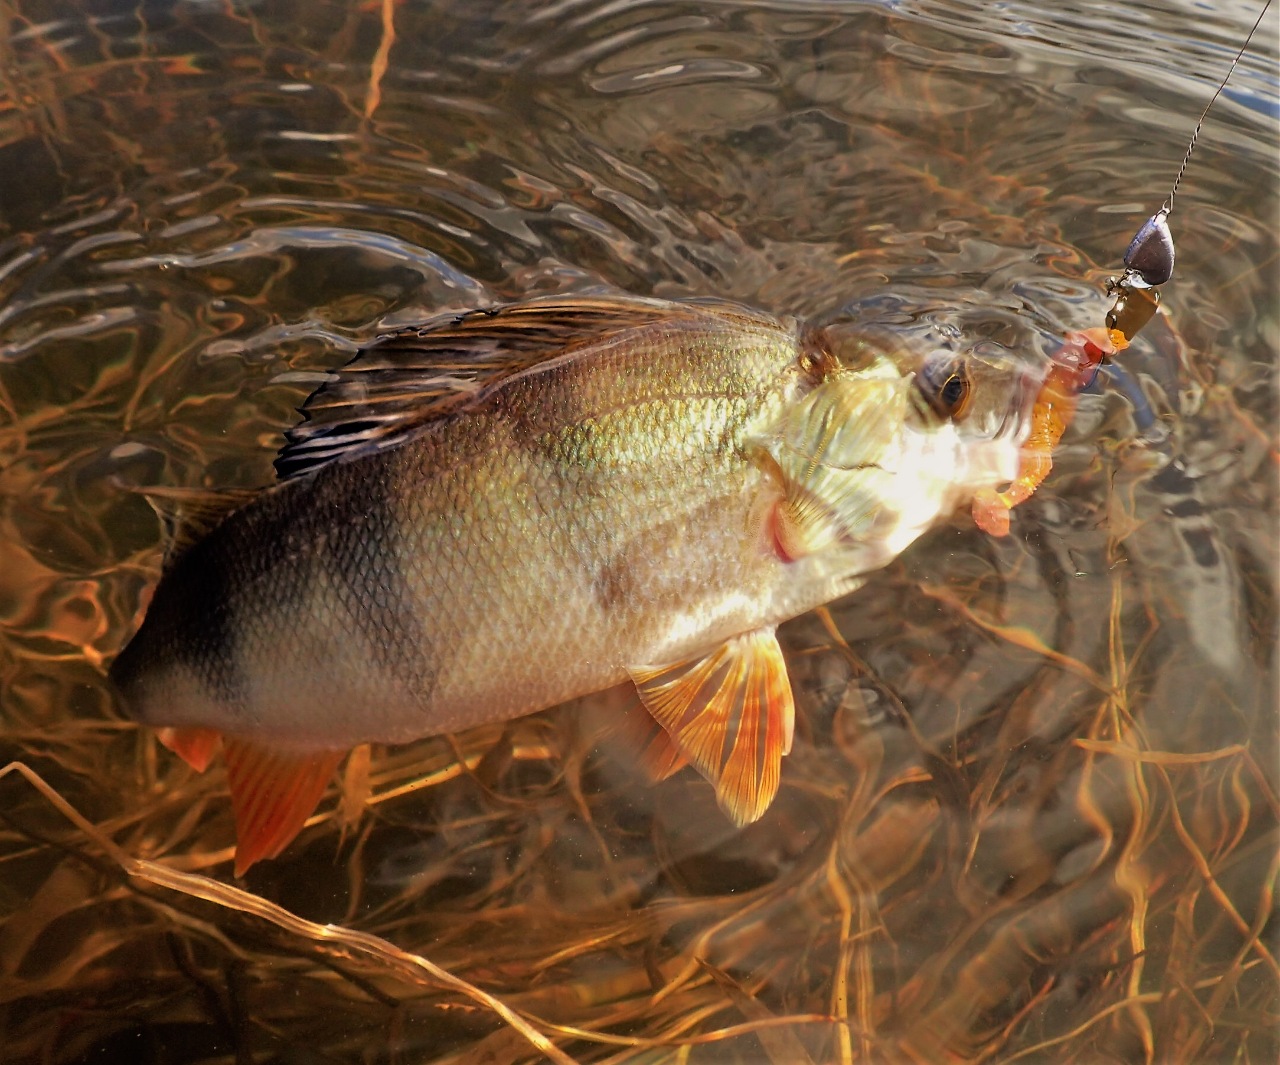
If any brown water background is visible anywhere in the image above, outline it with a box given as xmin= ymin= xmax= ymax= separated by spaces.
xmin=0 ymin=0 xmax=1276 ymax=1061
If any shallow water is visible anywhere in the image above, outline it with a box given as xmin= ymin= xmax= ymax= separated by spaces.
xmin=0 ymin=0 xmax=1276 ymax=1061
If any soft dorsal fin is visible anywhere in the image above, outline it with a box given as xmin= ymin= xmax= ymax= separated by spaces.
xmin=127 ymin=483 xmax=258 ymax=569
xmin=274 ymin=294 xmax=764 ymax=481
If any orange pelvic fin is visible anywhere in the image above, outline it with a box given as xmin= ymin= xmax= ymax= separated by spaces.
xmin=222 ymin=738 xmax=346 ymax=876
xmin=156 ymin=726 xmax=221 ymax=773
xmin=629 ymin=627 xmax=795 ymax=826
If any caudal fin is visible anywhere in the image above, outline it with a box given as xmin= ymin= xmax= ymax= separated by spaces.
xmin=156 ymin=726 xmax=221 ymax=772
xmin=155 ymin=730 xmax=345 ymax=874
xmin=221 ymin=738 xmax=346 ymax=876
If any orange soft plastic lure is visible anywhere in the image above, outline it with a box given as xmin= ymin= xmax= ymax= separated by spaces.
xmin=972 ymin=325 xmax=1123 ymax=536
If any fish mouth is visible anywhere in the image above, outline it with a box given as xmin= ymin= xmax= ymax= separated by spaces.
xmin=872 ymin=356 xmax=1041 ymax=524
xmin=779 ymin=320 xmax=1050 ymax=549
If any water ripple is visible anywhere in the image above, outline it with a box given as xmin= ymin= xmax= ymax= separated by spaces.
xmin=0 ymin=2 xmax=1274 ymax=1060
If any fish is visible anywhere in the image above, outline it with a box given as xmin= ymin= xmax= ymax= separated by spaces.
xmin=109 ymin=294 xmax=1041 ymax=874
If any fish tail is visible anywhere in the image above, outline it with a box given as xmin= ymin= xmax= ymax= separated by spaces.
xmin=154 ymin=727 xmax=345 ymax=876
xmin=156 ymin=726 xmax=221 ymax=773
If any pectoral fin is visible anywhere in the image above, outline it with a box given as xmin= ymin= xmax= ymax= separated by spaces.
xmin=751 ymin=374 xmax=902 ymax=561
xmin=639 ymin=724 xmax=691 ymax=782
xmin=628 ymin=628 xmax=795 ymax=826
xmin=222 ymin=738 xmax=346 ymax=876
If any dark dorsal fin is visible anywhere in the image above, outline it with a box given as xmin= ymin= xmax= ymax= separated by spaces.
xmin=126 ymin=483 xmax=259 ymax=569
xmin=274 ymin=294 xmax=760 ymax=481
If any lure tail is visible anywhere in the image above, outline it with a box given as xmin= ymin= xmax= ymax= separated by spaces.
xmin=972 ymin=327 xmax=1116 ymax=536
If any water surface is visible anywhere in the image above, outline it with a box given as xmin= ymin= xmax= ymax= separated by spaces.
xmin=0 ymin=0 xmax=1276 ymax=1061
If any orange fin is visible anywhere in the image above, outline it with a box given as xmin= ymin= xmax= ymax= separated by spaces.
xmin=156 ymin=726 xmax=221 ymax=773
xmin=601 ymin=686 xmax=690 ymax=782
xmin=639 ymin=724 xmax=690 ymax=782
xmin=222 ymin=738 xmax=345 ymax=876
xmin=628 ymin=628 xmax=795 ymax=826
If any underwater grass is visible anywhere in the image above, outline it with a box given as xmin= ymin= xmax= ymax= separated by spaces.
xmin=2 ymin=520 xmax=1275 ymax=1062
xmin=0 ymin=1 xmax=1276 ymax=1061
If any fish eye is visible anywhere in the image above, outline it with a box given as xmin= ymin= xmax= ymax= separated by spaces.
xmin=940 ymin=373 xmax=968 ymax=409
xmin=917 ymin=355 xmax=972 ymax=420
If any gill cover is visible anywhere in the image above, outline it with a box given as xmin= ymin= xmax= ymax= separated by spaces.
xmin=758 ymin=358 xmax=907 ymax=560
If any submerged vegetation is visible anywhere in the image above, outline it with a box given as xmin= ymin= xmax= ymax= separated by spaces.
xmin=0 ymin=0 xmax=1275 ymax=1061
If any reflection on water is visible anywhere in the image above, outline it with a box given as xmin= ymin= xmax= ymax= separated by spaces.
xmin=0 ymin=0 xmax=1275 ymax=1061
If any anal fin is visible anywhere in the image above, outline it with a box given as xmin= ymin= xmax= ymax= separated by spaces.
xmin=222 ymin=738 xmax=346 ymax=876
xmin=156 ymin=726 xmax=221 ymax=773
xmin=628 ymin=628 xmax=795 ymax=826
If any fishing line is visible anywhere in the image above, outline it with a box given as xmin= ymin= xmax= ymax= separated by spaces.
xmin=1105 ymin=0 xmax=1273 ymax=343
xmin=1117 ymin=0 xmax=1273 ymax=291
xmin=1161 ymin=0 xmax=1273 ymax=217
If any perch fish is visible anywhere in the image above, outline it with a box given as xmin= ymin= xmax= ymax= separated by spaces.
xmin=110 ymin=295 xmax=1042 ymax=873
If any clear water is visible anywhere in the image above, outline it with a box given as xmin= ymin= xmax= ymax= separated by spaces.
xmin=0 ymin=1 xmax=1275 ymax=1061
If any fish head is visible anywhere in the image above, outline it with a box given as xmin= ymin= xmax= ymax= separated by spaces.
xmin=903 ymin=335 xmax=1044 ymax=491
xmin=763 ymin=319 xmax=1043 ymax=568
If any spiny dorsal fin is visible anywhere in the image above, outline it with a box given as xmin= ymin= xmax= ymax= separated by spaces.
xmin=275 ymin=294 xmax=774 ymax=481
xmin=127 ymin=483 xmax=258 ymax=569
